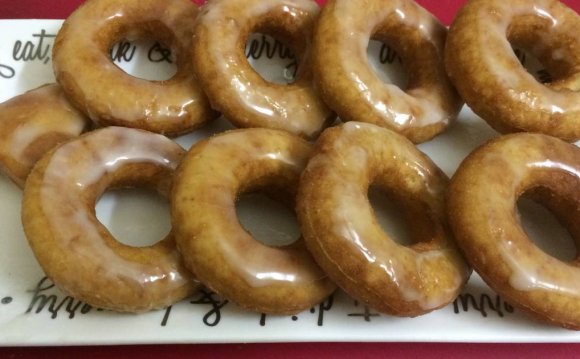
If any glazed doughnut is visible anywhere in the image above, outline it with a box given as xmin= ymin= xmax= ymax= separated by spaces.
xmin=52 ymin=0 xmax=217 ymax=136
xmin=297 ymin=122 xmax=470 ymax=317
xmin=445 ymin=0 xmax=580 ymax=141
xmin=192 ymin=0 xmax=333 ymax=139
xmin=448 ymin=133 xmax=580 ymax=329
xmin=172 ymin=128 xmax=336 ymax=314
xmin=22 ymin=126 xmax=197 ymax=312
xmin=0 ymin=84 xmax=89 ymax=188
xmin=312 ymin=0 xmax=462 ymax=144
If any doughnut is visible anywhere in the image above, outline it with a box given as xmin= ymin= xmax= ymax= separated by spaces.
xmin=0 ymin=84 xmax=89 ymax=188
xmin=312 ymin=0 xmax=462 ymax=144
xmin=171 ymin=128 xmax=336 ymax=314
xmin=191 ymin=0 xmax=334 ymax=139
xmin=21 ymin=126 xmax=197 ymax=312
xmin=297 ymin=122 xmax=470 ymax=317
xmin=445 ymin=0 xmax=580 ymax=141
xmin=448 ymin=133 xmax=580 ymax=329
xmin=52 ymin=0 xmax=217 ymax=136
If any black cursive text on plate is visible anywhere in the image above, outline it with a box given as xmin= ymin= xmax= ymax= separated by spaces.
xmin=453 ymin=292 xmax=515 ymax=318
xmin=25 ymin=277 xmax=100 ymax=319
xmin=245 ymin=34 xmax=298 ymax=80
xmin=12 ymin=29 xmax=55 ymax=65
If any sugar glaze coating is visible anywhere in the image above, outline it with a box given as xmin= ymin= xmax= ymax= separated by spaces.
xmin=297 ymin=122 xmax=470 ymax=317
xmin=448 ymin=133 xmax=580 ymax=329
xmin=445 ymin=0 xmax=580 ymax=141
xmin=313 ymin=0 xmax=462 ymax=143
xmin=172 ymin=128 xmax=336 ymax=314
xmin=22 ymin=127 xmax=197 ymax=313
xmin=192 ymin=0 xmax=334 ymax=139
xmin=0 ymin=84 xmax=89 ymax=188
xmin=52 ymin=0 xmax=217 ymax=136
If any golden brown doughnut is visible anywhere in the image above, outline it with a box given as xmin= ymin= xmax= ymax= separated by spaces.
xmin=0 ymin=84 xmax=89 ymax=188
xmin=312 ymin=0 xmax=462 ymax=144
xmin=445 ymin=0 xmax=580 ymax=141
xmin=192 ymin=0 xmax=333 ymax=139
xmin=22 ymin=127 xmax=197 ymax=312
xmin=448 ymin=133 xmax=580 ymax=329
xmin=171 ymin=128 xmax=336 ymax=314
xmin=52 ymin=0 xmax=217 ymax=136
xmin=297 ymin=122 xmax=470 ymax=317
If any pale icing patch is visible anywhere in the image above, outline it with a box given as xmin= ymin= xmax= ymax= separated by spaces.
xmin=331 ymin=0 xmax=451 ymax=129
xmin=500 ymin=240 xmax=580 ymax=296
xmin=39 ymin=127 xmax=185 ymax=288
xmin=318 ymin=123 xmax=465 ymax=310
xmin=9 ymin=116 xmax=85 ymax=164
xmin=475 ymin=0 xmax=580 ymax=114
xmin=185 ymin=129 xmax=324 ymax=288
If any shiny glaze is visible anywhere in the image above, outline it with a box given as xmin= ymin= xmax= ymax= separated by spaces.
xmin=22 ymin=126 xmax=195 ymax=312
xmin=298 ymin=122 xmax=470 ymax=316
xmin=0 ymin=84 xmax=88 ymax=187
xmin=448 ymin=133 xmax=580 ymax=329
xmin=313 ymin=0 xmax=462 ymax=143
xmin=52 ymin=0 xmax=216 ymax=136
xmin=172 ymin=128 xmax=335 ymax=314
xmin=192 ymin=0 xmax=333 ymax=138
xmin=445 ymin=0 xmax=580 ymax=141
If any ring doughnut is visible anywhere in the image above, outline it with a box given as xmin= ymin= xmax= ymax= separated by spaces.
xmin=0 ymin=84 xmax=89 ymax=188
xmin=52 ymin=0 xmax=217 ymax=136
xmin=192 ymin=0 xmax=333 ymax=139
xmin=172 ymin=128 xmax=336 ymax=314
xmin=445 ymin=0 xmax=580 ymax=141
xmin=447 ymin=133 xmax=580 ymax=329
xmin=312 ymin=0 xmax=462 ymax=144
xmin=22 ymin=126 xmax=197 ymax=312
xmin=297 ymin=122 xmax=470 ymax=317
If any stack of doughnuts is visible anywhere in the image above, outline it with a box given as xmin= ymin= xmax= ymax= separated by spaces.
xmin=1 ymin=0 xmax=579 ymax=329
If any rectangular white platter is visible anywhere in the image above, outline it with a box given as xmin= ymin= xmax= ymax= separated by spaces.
xmin=1 ymin=20 xmax=580 ymax=346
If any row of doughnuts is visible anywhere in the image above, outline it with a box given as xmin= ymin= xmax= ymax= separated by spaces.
xmin=0 ymin=0 xmax=578 ymax=330
xmin=49 ymin=0 xmax=580 ymax=143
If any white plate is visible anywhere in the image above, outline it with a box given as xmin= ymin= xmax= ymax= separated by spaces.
xmin=0 ymin=20 xmax=579 ymax=346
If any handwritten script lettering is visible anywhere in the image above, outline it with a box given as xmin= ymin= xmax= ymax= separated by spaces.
xmin=453 ymin=292 xmax=515 ymax=317
xmin=12 ymin=29 xmax=55 ymax=64
xmin=25 ymin=277 xmax=97 ymax=319
xmin=379 ymin=44 xmax=402 ymax=65
xmin=0 ymin=63 xmax=15 ymax=79
xmin=245 ymin=35 xmax=298 ymax=80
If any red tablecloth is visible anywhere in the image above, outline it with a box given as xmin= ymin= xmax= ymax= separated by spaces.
xmin=2 ymin=0 xmax=580 ymax=358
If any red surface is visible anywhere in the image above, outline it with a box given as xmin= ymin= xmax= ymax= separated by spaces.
xmin=2 ymin=0 xmax=580 ymax=358
xmin=2 ymin=0 xmax=579 ymax=24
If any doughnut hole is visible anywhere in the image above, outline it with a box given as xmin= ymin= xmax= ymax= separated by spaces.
xmin=368 ymin=186 xmax=414 ymax=246
xmin=96 ymin=188 xmax=171 ymax=248
xmin=517 ymin=185 xmax=580 ymax=263
xmin=367 ymin=20 xmax=442 ymax=93
xmin=245 ymin=33 xmax=298 ymax=84
xmin=507 ymin=15 xmax=580 ymax=90
xmin=94 ymin=161 xmax=175 ymax=249
xmin=242 ymin=14 xmax=310 ymax=86
xmin=98 ymin=21 xmax=182 ymax=82
xmin=109 ymin=39 xmax=177 ymax=81
xmin=367 ymin=40 xmax=409 ymax=89
xmin=236 ymin=191 xmax=300 ymax=247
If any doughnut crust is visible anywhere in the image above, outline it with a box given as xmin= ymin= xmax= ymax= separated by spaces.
xmin=22 ymin=127 xmax=197 ymax=312
xmin=297 ymin=122 xmax=469 ymax=317
xmin=445 ymin=0 xmax=580 ymax=141
xmin=172 ymin=128 xmax=335 ymax=314
xmin=312 ymin=0 xmax=462 ymax=143
xmin=192 ymin=0 xmax=334 ymax=139
xmin=52 ymin=0 xmax=217 ymax=136
xmin=448 ymin=133 xmax=580 ymax=329
xmin=0 ymin=84 xmax=89 ymax=187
